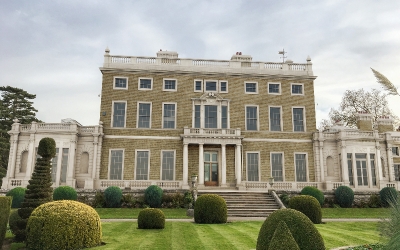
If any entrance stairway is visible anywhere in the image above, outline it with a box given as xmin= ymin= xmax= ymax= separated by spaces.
xmin=198 ymin=191 xmax=281 ymax=217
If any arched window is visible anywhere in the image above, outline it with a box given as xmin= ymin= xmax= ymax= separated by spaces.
xmin=326 ymin=156 xmax=334 ymax=177
xmin=79 ymin=152 xmax=89 ymax=174
xmin=20 ymin=151 xmax=28 ymax=173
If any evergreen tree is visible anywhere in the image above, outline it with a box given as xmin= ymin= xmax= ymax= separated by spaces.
xmin=15 ymin=137 xmax=55 ymax=242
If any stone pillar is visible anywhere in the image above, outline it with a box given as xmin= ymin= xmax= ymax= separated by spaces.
xmin=66 ymin=136 xmax=77 ymax=188
xmin=387 ymin=144 xmax=395 ymax=182
xmin=319 ymin=141 xmax=325 ymax=182
xmin=375 ymin=144 xmax=383 ymax=187
xmin=221 ymin=143 xmax=227 ymax=187
xmin=25 ymin=122 xmax=38 ymax=178
xmin=340 ymin=141 xmax=349 ymax=185
xmin=8 ymin=133 xmax=20 ymax=179
xmin=182 ymin=143 xmax=189 ymax=189
xmin=352 ymin=152 xmax=357 ymax=188
xmin=235 ymin=144 xmax=242 ymax=186
xmin=366 ymin=153 xmax=373 ymax=188
xmin=198 ymin=143 xmax=204 ymax=187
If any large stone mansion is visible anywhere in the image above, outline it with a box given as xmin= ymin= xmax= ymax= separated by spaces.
xmin=2 ymin=49 xmax=400 ymax=191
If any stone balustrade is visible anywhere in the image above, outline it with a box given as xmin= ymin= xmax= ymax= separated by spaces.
xmin=183 ymin=127 xmax=241 ymax=137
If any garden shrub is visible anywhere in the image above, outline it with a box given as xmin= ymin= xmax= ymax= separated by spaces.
xmin=379 ymin=187 xmax=398 ymax=207
xmin=289 ymin=195 xmax=322 ymax=224
xmin=121 ymin=194 xmax=136 ymax=208
xmin=368 ymin=194 xmax=381 ymax=208
xmin=104 ymin=186 xmax=122 ymax=208
xmin=335 ymin=185 xmax=354 ymax=208
xmin=268 ymin=221 xmax=299 ymax=250
xmin=256 ymin=209 xmax=325 ymax=250
xmin=379 ymin=197 xmax=400 ymax=250
xmin=300 ymin=186 xmax=324 ymax=206
xmin=145 ymin=185 xmax=163 ymax=208
xmin=194 ymin=194 xmax=227 ymax=224
xmin=53 ymin=186 xmax=77 ymax=201
xmin=184 ymin=191 xmax=194 ymax=208
xmin=9 ymin=209 xmax=21 ymax=236
xmin=0 ymin=196 xmax=12 ymax=247
xmin=137 ymin=208 xmax=165 ymax=229
xmin=92 ymin=191 xmax=105 ymax=208
xmin=6 ymin=187 xmax=26 ymax=208
xmin=26 ymin=200 xmax=102 ymax=250
xmin=279 ymin=193 xmax=290 ymax=207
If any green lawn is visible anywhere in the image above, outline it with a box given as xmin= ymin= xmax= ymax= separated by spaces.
xmin=322 ymin=208 xmax=389 ymax=219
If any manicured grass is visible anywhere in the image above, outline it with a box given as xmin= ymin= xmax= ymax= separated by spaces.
xmin=322 ymin=208 xmax=390 ymax=218
xmin=96 ymin=208 xmax=190 ymax=219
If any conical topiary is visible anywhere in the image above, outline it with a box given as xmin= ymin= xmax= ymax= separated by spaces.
xmin=268 ymin=221 xmax=300 ymax=250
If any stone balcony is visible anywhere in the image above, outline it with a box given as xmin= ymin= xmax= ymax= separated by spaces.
xmin=181 ymin=127 xmax=242 ymax=145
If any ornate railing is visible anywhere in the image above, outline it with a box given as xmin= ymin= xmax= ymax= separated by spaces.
xmin=11 ymin=179 xmax=23 ymax=186
xmin=183 ymin=128 xmax=241 ymax=136
xmin=99 ymin=180 xmax=181 ymax=189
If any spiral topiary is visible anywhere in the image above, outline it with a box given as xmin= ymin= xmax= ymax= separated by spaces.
xmin=300 ymin=186 xmax=324 ymax=206
xmin=26 ymin=200 xmax=102 ymax=250
xmin=289 ymin=195 xmax=322 ymax=224
xmin=335 ymin=186 xmax=354 ymax=208
xmin=138 ymin=208 xmax=165 ymax=229
xmin=379 ymin=187 xmax=398 ymax=207
xmin=53 ymin=186 xmax=77 ymax=201
xmin=6 ymin=187 xmax=26 ymax=208
xmin=145 ymin=185 xmax=163 ymax=208
xmin=104 ymin=186 xmax=122 ymax=208
xmin=194 ymin=194 xmax=227 ymax=224
xmin=8 ymin=210 xmax=21 ymax=236
xmin=256 ymin=209 xmax=325 ymax=250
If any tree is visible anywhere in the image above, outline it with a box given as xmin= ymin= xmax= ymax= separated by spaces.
xmin=320 ymin=88 xmax=397 ymax=130
xmin=0 ymin=86 xmax=41 ymax=184
xmin=371 ymin=68 xmax=400 ymax=97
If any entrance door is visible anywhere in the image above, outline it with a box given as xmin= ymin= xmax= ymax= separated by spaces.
xmin=204 ymin=151 xmax=218 ymax=186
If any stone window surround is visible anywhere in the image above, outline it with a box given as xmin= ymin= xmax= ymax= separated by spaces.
xmin=162 ymin=102 xmax=177 ymax=129
xmin=244 ymin=81 xmax=258 ymax=94
xmin=269 ymin=105 xmax=283 ymax=132
xmin=138 ymin=77 xmax=153 ymax=90
xmin=192 ymin=99 xmax=230 ymax=129
xmin=111 ymin=101 xmax=127 ymax=128
xmin=194 ymin=79 xmax=203 ymax=92
xmin=292 ymin=106 xmax=306 ymax=132
xmin=294 ymin=152 xmax=309 ymax=182
xmin=160 ymin=150 xmax=176 ymax=181
xmin=113 ymin=76 xmax=128 ymax=90
xmin=219 ymin=80 xmax=228 ymax=93
xmin=245 ymin=105 xmax=259 ymax=131
xmin=346 ymin=151 xmax=380 ymax=189
xmin=291 ymin=83 xmax=304 ymax=95
xmin=268 ymin=82 xmax=281 ymax=95
xmin=163 ymin=78 xmax=177 ymax=92
xmin=136 ymin=102 xmax=152 ymax=129
xmin=270 ymin=152 xmax=285 ymax=181
xmin=135 ymin=149 xmax=150 ymax=180
xmin=108 ymin=149 xmax=124 ymax=180
xmin=246 ymin=151 xmax=260 ymax=182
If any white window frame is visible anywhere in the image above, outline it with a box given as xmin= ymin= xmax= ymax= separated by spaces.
xmin=245 ymin=81 xmax=258 ymax=94
xmin=292 ymin=106 xmax=306 ymax=132
xmin=270 ymin=152 xmax=285 ymax=181
xmin=113 ymin=76 xmax=128 ymax=90
xmin=138 ymin=77 xmax=153 ymax=90
xmin=246 ymin=151 xmax=260 ymax=182
xmin=245 ymin=105 xmax=259 ymax=131
xmin=291 ymin=83 xmax=304 ymax=95
xmin=163 ymin=78 xmax=177 ymax=92
xmin=268 ymin=82 xmax=281 ymax=95
xmin=221 ymin=105 xmax=229 ymax=129
xmin=111 ymin=101 xmax=127 ymax=128
xmin=137 ymin=102 xmax=152 ymax=129
xmin=392 ymin=146 xmax=399 ymax=156
xmin=204 ymin=80 xmax=218 ymax=92
xmin=294 ymin=152 xmax=308 ymax=182
xmin=162 ymin=102 xmax=177 ymax=129
xmin=194 ymin=79 xmax=203 ymax=92
xmin=269 ymin=105 xmax=283 ymax=132
xmin=160 ymin=150 xmax=176 ymax=181
xmin=135 ymin=149 xmax=150 ymax=180
xmin=219 ymin=80 xmax=228 ymax=93
xmin=108 ymin=149 xmax=124 ymax=180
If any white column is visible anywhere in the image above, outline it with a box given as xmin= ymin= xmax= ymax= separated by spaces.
xmin=319 ymin=142 xmax=324 ymax=182
xmin=55 ymin=148 xmax=63 ymax=187
xmin=375 ymin=144 xmax=383 ymax=187
xmin=221 ymin=143 xmax=227 ymax=187
xmin=8 ymin=134 xmax=19 ymax=179
xmin=366 ymin=152 xmax=373 ymax=188
xmin=387 ymin=144 xmax=395 ymax=182
xmin=182 ymin=143 xmax=189 ymax=188
xmin=25 ymin=136 xmax=36 ymax=179
xmin=340 ymin=142 xmax=349 ymax=185
xmin=235 ymin=144 xmax=242 ymax=185
xmin=352 ymin=152 xmax=357 ymax=188
xmin=198 ymin=143 xmax=204 ymax=186
xmin=66 ymin=137 xmax=77 ymax=187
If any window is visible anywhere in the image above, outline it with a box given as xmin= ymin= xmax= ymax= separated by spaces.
xmin=246 ymin=106 xmax=258 ymax=131
xmin=204 ymin=105 xmax=218 ymax=128
xmin=50 ymin=149 xmax=59 ymax=182
xmin=271 ymin=153 xmax=283 ymax=181
xmin=114 ymin=77 xmax=128 ymax=89
xmin=193 ymin=100 xmax=230 ymax=129
xmin=138 ymin=78 xmax=152 ymax=90
xmin=60 ymin=148 xmax=69 ymax=183
xmin=221 ymin=106 xmax=228 ymax=129
xmin=136 ymin=150 xmax=149 ymax=180
xmin=205 ymin=80 xmax=217 ymax=92
xmin=269 ymin=107 xmax=282 ymax=131
xmin=163 ymin=103 xmax=176 ymax=129
xmin=394 ymin=164 xmax=400 ymax=181
xmin=392 ymin=147 xmax=399 ymax=156
xmin=293 ymin=107 xmax=305 ymax=132
xmin=109 ymin=149 xmax=123 ymax=180
xmin=268 ymin=82 xmax=281 ymax=94
xmin=291 ymin=83 xmax=303 ymax=95
xmin=194 ymin=80 xmax=203 ymax=92
xmin=295 ymin=154 xmax=307 ymax=182
xmin=247 ymin=152 xmax=259 ymax=181
xmin=161 ymin=151 xmax=175 ymax=180
xmin=220 ymin=81 xmax=228 ymax=93
xmin=245 ymin=82 xmax=258 ymax=94
xmin=370 ymin=154 xmax=376 ymax=186
xmin=137 ymin=102 xmax=151 ymax=128
xmin=163 ymin=79 xmax=177 ymax=91
xmin=112 ymin=101 xmax=126 ymax=128
xmin=356 ymin=154 xmax=368 ymax=186
xmin=194 ymin=105 xmax=201 ymax=128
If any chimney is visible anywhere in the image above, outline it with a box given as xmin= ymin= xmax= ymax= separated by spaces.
xmin=356 ymin=112 xmax=373 ymax=131
xmin=377 ymin=116 xmax=394 ymax=133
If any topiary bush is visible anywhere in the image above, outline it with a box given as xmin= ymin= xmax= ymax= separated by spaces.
xmin=26 ymin=200 xmax=102 ymax=250
xmin=145 ymin=185 xmax=163 ymax=208
xmin=53 ymin=186 xmax=77 ymax=201
xmin=300 ymin=186 xmax=324 ymax=206
xmin=335 ymin=185 xmax=354 ymax=208
xmin=137 ymin=208 xmax=165 ymax=229
xmin=194 ymin=194 xmax=227 ymax=224
xmin=104 ymin=186 xmax=122 ymax=208
xmin=379 ymin=187 xmax=398 ymax=207
xmin=256 ymin=209 xmax=325 ymax=250
xmin=6 ymin=187 xmax=26 ymax=208
xmin=9 ymin=209 xmax=21 ymax=236
xmin=289 ymin=195 xmax=322 ymax=224
xmin=268 ymin=221 xmax=300 ymax=250
xmin=0 ymin=196 xmax=12 ymax=247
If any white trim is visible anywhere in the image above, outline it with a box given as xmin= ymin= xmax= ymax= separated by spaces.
xmin=292 ymin=106 xmax=306 ymax=132
xmin=246 ymin=151 xmax=260 ymax=182
xmin=194 ymin=79 xmax=203 ymax=92
xmin=138 ymin=77 xmax=153 ymax=90
xmin=245 ymin=105 xmax=259 ymax=131
xmin=268 ymin=82 xmax=281 ymax=95
xmin=135 ymin=149 xmax=150 ymax=180
xmin=219 ymin=80 xmax=228 ymax=93
xmin=294 ymin=152 xmax=309 ymax=182
xmin=291 ymin=83 xmax=304 ymax=95
xmin=244 ymin=81 xmax=258 ymax=94
xmin=204 ymin=79 xmax=218 ymax=92
xmin=137 ymin=102 xmax=152 ymax=129
xmin=163 ymin=78 xmax=177 ymax=92
xmin=243 ymin=138 xmax=312 ymax=143
xmin=270 ymin=152 xmax=285 ymax=181
xmin=105 ymin=135 xmax=181 ymax=140
xmin=160 ymin=150 xmax=176 ymax=181
xmin=111 ymin=100 xmax=127 ymax=128
xmin=268 ymin=105 xmax=283 ymax=132
xmin=113 ymin=76 xmax=128 ymax=90
xmin=108 ymin=149 xmax=124 ymax=180
xmin=162 ymin=102 xmax=177 ymax=129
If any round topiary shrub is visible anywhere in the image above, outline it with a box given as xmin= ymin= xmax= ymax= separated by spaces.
xmin=256 ymin=209 xmax=325 ymax=250
xmin=379 ymin=187 xmax=398 ymax=207
xmin=8 ymin=210 xmax=21 ymax=236
xmin=289 ymin=195 xmax=322 ymax=224
xmin=104 ymin=186 xmax=122 ymax=208
xmin=6 ymin=187 xmax=26 ymax=208
xmin=300 ymin=186 xmax=324 ymax=206
xmin=145 ymin=185 xmax=163 ymax=208
xmin=37 ymin=137 xmax=56 ymax=158
xmin=335 ymin=185 xmax=354 ymax=208
xmin=138 ymin=208 xmax=165 ymax=229
xmin=194 ymin=194 xmax=227 ymax=224
xmin=26 ymin=200 xmax=102 ymax=250
xmin=53 ymin=186 xmax=77 ymax=201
